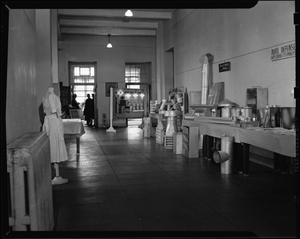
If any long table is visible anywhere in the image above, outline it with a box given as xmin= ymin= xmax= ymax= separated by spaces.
xmin=62 ymin=119 xmax=85 ymax=154
xmin=183 ymin=119 xmax=296 ymax=175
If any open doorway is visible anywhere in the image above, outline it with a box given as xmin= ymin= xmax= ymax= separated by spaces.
xmin=69 ymin=62 xmax=97 ymax=125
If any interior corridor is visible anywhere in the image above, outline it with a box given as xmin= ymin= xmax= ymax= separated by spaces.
xmin=52 ymin=124 xmax=296 ymax=237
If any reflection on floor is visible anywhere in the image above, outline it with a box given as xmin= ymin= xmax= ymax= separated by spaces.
xmin=52 ymin=125 xmax=297 ymax=237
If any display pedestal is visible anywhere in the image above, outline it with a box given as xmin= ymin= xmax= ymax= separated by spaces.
xmin=107 ymin=86 xmax=116 ymax=133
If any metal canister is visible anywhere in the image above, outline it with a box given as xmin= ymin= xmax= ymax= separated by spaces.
xmin=221 ymin=107 xmax=231 ymax=118
xmin=270 ymin=105 xmax=281 ymax=128
xmin=241 ymin=106 xmax=252 ymax=118
xmin=231 ymin=108 xmax=237 ymax=117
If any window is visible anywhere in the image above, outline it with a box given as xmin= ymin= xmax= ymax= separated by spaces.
xmin=125 ymin=64 xmax=141 ymax=89
xmin=125 ymin=63 xmax=151 ymax=89
xmin=70 ymin=64 xmax=95 ymax=104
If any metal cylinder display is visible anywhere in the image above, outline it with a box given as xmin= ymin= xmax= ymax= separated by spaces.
xmin=212 ymin=135 xmax=234 ymax=174
xmin=221 ymin=107 xmax=231 ymax=118
xmin=241 ymin=106 xmax=252 ymax=118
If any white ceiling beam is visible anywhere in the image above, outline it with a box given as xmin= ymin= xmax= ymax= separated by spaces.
xmin=59 ymin=19 xmax=158 ymax=29
xmin=61 ymin=27 xmax=156 ymax=36
xmin=58 ymin=9 xmax=172 ymax=20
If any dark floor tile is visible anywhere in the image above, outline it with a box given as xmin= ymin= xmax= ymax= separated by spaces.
xmin=65 ymin=160 xmax=111 ymax=169
xmin=112 ymin=163 xmax=164 ymax=174
xmin=99 ymin=200 xmax=134 ymax=214
xmin=106 ymin=154 xmax=145 ymax=160
xmin=61 ymin=174 xmax=121 ymax=190
xmin=197 ymin=192 xmax=270 ymax=214
xmin=96 ymin=190 xmax=128 ymax=203
xmin=56 ymin=203 xmax=103 ymax=229
xmin=222 ymin=211 xmax=296 ymax=238
xmin=116 ymin=172 xmax=176 ymax=185
xmin=107 ymin=157 xmax=151 ymax=166
xmin=55 ymin=224 xmax=103 ymax=231
xmin=59 ymin=188 xmax=98 ymax=205
xmin=59 ymin=165 xmax=115 ymax=178
xmin=101 ymin=221 xmax=142 ymax=231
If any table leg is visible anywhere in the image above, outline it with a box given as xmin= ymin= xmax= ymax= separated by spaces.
xmin=234 ymin=143 xmax=243 ymax=174
xmin=76 ymin=136 xmax=80 ymax=154
xmin=274 ymin=153 xmax=281 ymax=172
xmin=203 ymin=135 xmax=207 ymax=158
xmin=242 ymin=143 xmax=250 ymax=176
xmin=280 ymin=155 xmax=289 ymax=174
xmin=207 ymin=136 xmax=214 ymax=160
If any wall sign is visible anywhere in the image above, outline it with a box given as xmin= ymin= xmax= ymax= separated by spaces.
xmin=271 ymin=43 xmax=295 ymax=61
xmin=219 ymin=62 xmax=231 ymax=72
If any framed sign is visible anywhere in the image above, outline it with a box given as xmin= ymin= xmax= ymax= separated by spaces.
xmin=105 ymin=82 xmax=118 ymax=97
xmin=219 ymin=62 xmax=231 ymax=72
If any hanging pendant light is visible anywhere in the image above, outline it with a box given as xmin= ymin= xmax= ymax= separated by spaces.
xmin=125 ymin=10 xmax=133 ymax=17
xmin=107 ymin=34 xmax=112 ymax=48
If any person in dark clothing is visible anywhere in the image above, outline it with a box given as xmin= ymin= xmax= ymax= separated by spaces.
xmin=84 ymin=94 xmax=93 ymax=126
xmin=71 ymin=94 xmax=80 ymax=109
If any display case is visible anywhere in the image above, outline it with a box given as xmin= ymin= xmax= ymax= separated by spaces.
xmin=114 ymin=88 xmax=146 ymax=119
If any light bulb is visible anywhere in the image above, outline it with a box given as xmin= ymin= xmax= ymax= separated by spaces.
xmin=125 ymin=10 xmax=133 ymax=17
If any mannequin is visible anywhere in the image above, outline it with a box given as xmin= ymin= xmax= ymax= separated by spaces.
xmin=42 ymin=87 xmax=68 ymax=185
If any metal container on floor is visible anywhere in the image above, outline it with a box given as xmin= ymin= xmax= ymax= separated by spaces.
xmin=213 ymin=135 xmax=234 ymax=174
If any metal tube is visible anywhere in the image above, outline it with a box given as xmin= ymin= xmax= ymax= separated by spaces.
xmin=212 ymin=135 xmax=234 ymax=174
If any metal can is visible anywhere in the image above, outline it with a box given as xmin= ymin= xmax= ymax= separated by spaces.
xmin=241 ymin=106 xmax=252 ymax=118
xmin=221 ymin=107 xmax=231 ymax=118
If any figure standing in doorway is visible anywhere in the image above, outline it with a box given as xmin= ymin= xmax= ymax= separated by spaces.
xmin=84 ymin=94 xmax=93 ymax=126
xmin=71 ymin=94 xmax=80 ymax=109
xmin=42 ymin=87 xmax=69 ymax=185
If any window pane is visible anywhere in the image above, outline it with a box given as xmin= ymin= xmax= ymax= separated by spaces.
xmin=127 ymin=85 xmax=140 ymax=89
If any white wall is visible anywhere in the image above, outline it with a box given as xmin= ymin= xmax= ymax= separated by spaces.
xmin=58 ymin=35 xmax=156 ymax=126
xmin=162 ymin=2 xmax=295 ymax=107
xmin=6 ymin=9 xmax=39 ymax=144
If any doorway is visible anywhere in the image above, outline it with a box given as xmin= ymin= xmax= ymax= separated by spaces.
xmin=69 ymin=62 xmax=97 ymax=125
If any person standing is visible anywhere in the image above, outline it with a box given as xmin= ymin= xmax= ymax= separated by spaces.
xmin=42 ymin=87 xmax=68 ymax=185
xmin=84 ymin=94 xmax=93 ymax=126
xmin=71 ymin=94 xmax=80 ymax=109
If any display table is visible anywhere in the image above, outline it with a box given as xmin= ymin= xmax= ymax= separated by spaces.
xmin=62 ymin=119 xmax=85 ymax=154
xmin=183 ymin=119 xmax=296 ymax=175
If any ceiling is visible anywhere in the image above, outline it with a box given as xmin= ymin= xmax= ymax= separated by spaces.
xmin=57 ymin=9 xmax=175 ymax=40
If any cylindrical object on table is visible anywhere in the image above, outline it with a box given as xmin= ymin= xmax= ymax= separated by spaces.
xmin=221 ymin=107 xmax=231 ymax=118
xmin=231 ymin=108 xmax=237 ymax=117
xmin=241 ymin=106 xmax=252 ymax=118
xmin=270 ymin=105 xmax=281 ymax=128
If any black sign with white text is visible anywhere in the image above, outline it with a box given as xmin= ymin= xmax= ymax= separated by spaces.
xmin=219 ymin=62 xmax=231 ymax=72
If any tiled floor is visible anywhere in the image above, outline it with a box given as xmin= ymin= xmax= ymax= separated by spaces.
xmin=52 ymin=124 xmax=297 ymax=237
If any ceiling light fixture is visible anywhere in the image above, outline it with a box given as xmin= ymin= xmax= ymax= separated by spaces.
xmin=125 ymin=10 xmax=133 ymax=17
xmin=107 ymin=34 xmax=112 ymax=48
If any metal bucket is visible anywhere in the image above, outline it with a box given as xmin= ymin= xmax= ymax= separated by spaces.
xmin=241 ymin=106 xmax=252 ymax=118
xmin=221 ymin=107 xmax=231 ymax=118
